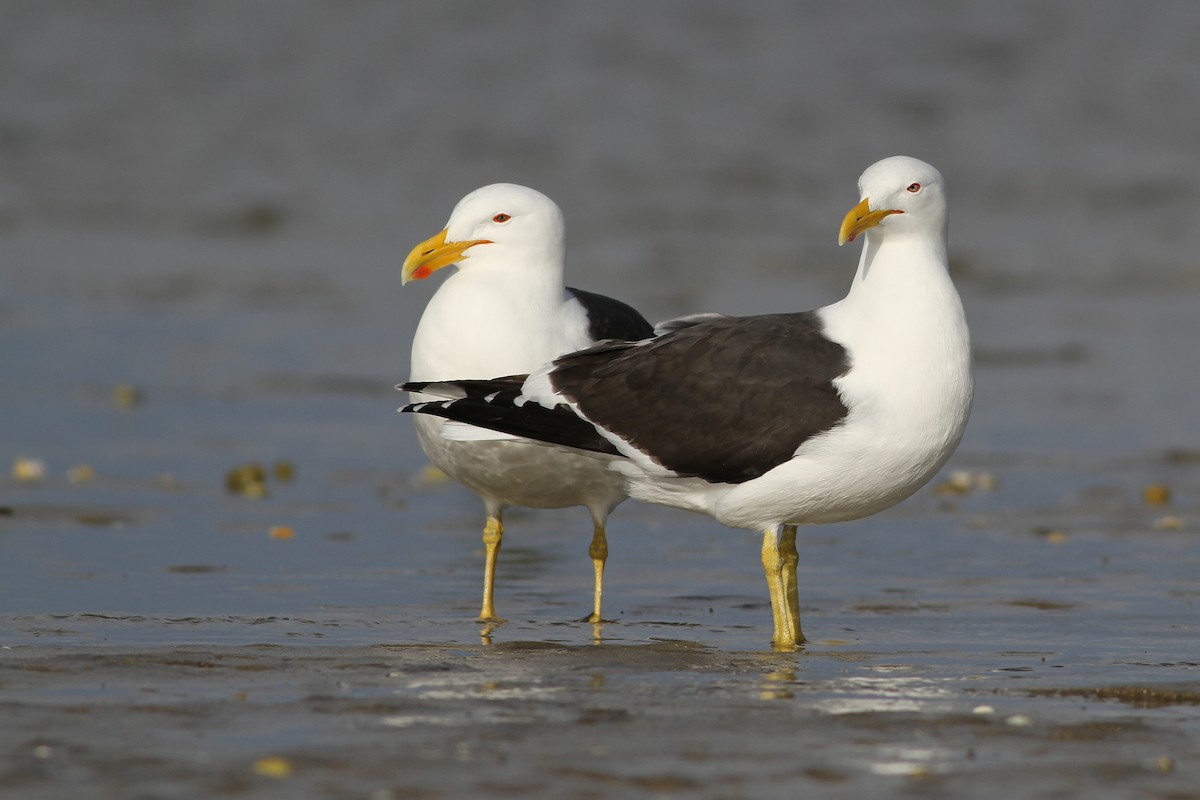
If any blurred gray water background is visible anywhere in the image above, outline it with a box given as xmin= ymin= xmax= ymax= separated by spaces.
xmin=2 ymin=2 xmax=1200 ymax=798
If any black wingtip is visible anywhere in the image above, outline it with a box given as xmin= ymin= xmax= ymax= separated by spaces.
xmin=401 ymin=394 xmax=624 ymax=458
xmin=400 ymin=399 xmax=463 ymax=419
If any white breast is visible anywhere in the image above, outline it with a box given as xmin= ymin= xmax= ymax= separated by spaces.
xmin=711 ymin=239 xmax=972 ymax=531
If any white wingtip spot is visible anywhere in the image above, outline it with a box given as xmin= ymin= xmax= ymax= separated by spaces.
xmin=522 ymin=367 xmax=565 ymax=410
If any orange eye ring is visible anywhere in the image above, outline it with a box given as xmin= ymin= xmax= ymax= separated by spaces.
xmin=492 ymin=213 xmax=511 ymax=223
xmin=906 ymin=183 xmax=921 ymax=193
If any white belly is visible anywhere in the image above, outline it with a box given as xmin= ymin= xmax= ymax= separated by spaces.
xmin=413 ymin=414 xmax=626 ymax=514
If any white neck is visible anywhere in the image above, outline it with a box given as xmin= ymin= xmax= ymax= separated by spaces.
xmin=851 ymin=224 xmax=947 ymax=287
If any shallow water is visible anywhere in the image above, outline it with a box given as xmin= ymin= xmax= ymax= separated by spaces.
xmin=2 ymin=2 xmax=1200 ymax=797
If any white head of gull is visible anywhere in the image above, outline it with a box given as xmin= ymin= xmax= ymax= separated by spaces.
xmin=404 ymin=158 xmax=972 ymax=649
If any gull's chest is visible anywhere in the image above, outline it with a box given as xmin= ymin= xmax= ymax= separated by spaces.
xmin=411 ymin=277 xmax=586 ymax=380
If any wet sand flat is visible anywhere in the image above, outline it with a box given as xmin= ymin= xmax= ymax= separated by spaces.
xmin=2 ymin=633 xmax=1198 ymax=799
xmin=3 ymin=474 xmax=1199 ymax=798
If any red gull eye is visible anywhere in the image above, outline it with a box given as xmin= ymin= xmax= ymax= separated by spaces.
xmin=492 ymin=213 xmax=511 ymax=223
xmin=906 ymin=183 xmax=921 ymax=193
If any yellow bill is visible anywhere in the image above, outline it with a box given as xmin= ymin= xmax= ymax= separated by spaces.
xmin=402 ymin=228 xmax=490 ymax=284
xmin=838 ymin=198 xmax=902 ymax=246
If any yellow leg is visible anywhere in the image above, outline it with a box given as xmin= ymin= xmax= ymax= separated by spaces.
xmin=761 ymin=528 xmax=797 ymax=649
xmin=584 ymin=520 xmax=608 ymax=623
xmin=780 ymin=524 xmax=805 ymax=645
xmin=478 ymin=515 xmax=506 ymax=623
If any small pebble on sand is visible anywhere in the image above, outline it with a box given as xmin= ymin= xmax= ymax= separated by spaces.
xmin=1152 ymin=515 xmax=1185 ymax=531
xmin=1143 ymin=484 xmax=1171 ymax=506
xmin=253 ymin=756 xmax=293 ymax=778
xmin=67 ymin=464 xmax=96 ymax=483
xmin=112 ymin=383 xmax=144 ymax=409
xmin=12 ymin=457 xmax=47 ymax=482
xmin=226 ymin=463 xmax=268 ymax=498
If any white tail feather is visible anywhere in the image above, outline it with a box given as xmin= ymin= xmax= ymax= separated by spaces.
xmin=440 ymin=421 xmax=522 ymax=442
